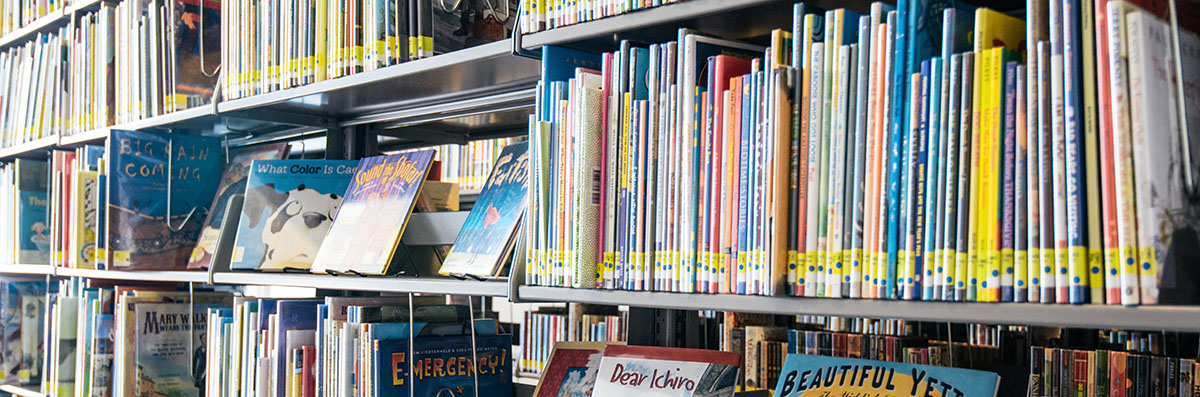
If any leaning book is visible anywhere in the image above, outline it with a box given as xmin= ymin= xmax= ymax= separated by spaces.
xmin=229 ymin=160 xmax=358 ymax=271
xmin=310 ymin=150 xmax=435 ymax=275
xmin=439 ymin=141 xmax=529 ymax=278
xmin=187 ymin=143 xmax=288 ymax=269
xmin=592 ymin=345 xmax=741 ymax=396
xmin=771 ymin=354 xmax=1000 ymax=396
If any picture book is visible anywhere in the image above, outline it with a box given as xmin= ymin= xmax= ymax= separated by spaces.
xmin=534 ymin=341 xmax=625 ymax=397
xmin=0 ymin=282 xmax=45 ymax=384
xmin=105 ymin=130 xmax=223 ymax=270
xmin=439 ymin=141 xmax=529 ymax=277
xmin=771 ymin=354 xmax=1000 ymax=396
xmin=310 ymin=150 xmax=435 ymax=275
xmin=187 ymin=143 xmax=289 ymax=269
xmin=14 ymin=159 xmax=50 ymax=265
xmin=19 ymin=294 xmax=44 ymax=384
xmin=133 ymin=302 xmax=222 ymax=397
xmin=373 ymin=333 xmax=513 ymax=397
xmin=228 ymin=160 xmax=358 ymax=271
xmin=592 ymin=345 xmax=741 ymax=396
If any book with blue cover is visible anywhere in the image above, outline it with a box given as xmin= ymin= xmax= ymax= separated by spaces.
xmin=105 ymin=130 xmax=223 ymax=270
xmin=0 ymin=282 xmax=45 ymax=384
xmin=771 ymin=354 xmax=1000 ymax=396
xmin=229 ymin=160 xmax=358 ymax=271
xmin=14 ymin=159 xmax=50 ymax=265
xmin=439 ymin=141 xmax=529 ymax=277
xmin=311 ymin=150 xmax=435 ymax=276
xmin=372 ymin=333 xmax=512 ymax=397
xmin=188 ymin=143 xmax=289 ymax=270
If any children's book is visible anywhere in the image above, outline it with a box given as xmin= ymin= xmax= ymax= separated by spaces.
xmin=534 ymin=341 xmax=625 ymax=397
xmin=14 ymin=159 xmax=50 ymax=265
xmin=373 ymin=333 xmax=513 ymax=397
xmin=187 ymin=143 xmax=288 ymax=269
xmin=592 ymin=345 xmax=741 ymax=396
xmin=311 ymin=150 xmax=435 ymax=275
xmin=133 ymin=302 xmax=222 ymax=397
xmin=105 ymin=130 xmax=223 ymax=270
xmin=771 ymin=354 xmax=1000 ymax=396
xmin=439 ymin=142 xmax=529 ymax=278
xmin=229 ymin=160 xmax=358 ymax=271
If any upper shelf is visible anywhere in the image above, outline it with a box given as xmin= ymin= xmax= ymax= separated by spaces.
xmin=216 ymin=40 xmax=540 ymax=130
xmin=0 ymin=0 xmax=105 ymax=49
xmin=517 ymin=286 xmax=1200 ymax=332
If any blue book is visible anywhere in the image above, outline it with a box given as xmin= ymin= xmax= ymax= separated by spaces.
xmin=440 ymin=142 xmax=529 ymax=277
xmin=736 ymin=73 xmax=752 ymax=295
xmin=1001 ymin=60 xmax=1019 ymax=303
xmin=96 ymin=172 xmax=107 ymax=270
xmin=372 ymin=334 xmax=512 ymax=397
xmin=81 ymin=146 xmax=105 ymax=170
xmin=1062 ymin=0 xmax=1088 ymax=304
xmin=14 ymin=159 xmax=49 ymax=265
xmin=229 ymin=160 xmax=358 ymax=271
xmin=273 ymin=299 xmax=322 ymax=396
xmin=539 ymin=46 xmax=602 ymax=121
xmin=922 ymin=57 xmax=944 ymax=301
xmin=105 ymin=130 xmax=223 ymax=270
xmin=771 ymin=354 xmax=999 ymax=396
xmin=884 ymin=5 xmax=906 ymax=300
xmin=367 ymin=319 xmax=498 ymax=340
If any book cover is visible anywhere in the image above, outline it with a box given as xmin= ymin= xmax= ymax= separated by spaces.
xmin=772 ymin=354 xmax=1000 ymax=396
xmin=187 ymin=143 xmax=288 ymax=270
xmin=167 ymin=0 xmax=221 ymax=111
xmin=440 ymin=142 xmax=529 ymax=277
xmin=14 ymin=159 xmax=50 ymax=265
xmin=311 ymin=150 xmax=435 ymax=275
xmin=592 ymin=345 xmax=740 ymax=396
xmin=431 ymin=0 xmax=518 ymax=54
xmin=534 ymin=342 xmax=622 ymax=397
xmin=374 ymin=333 xmax=513 ymax=397
xmin=105 ymin=130 xmax=223 ymax=270
xmin=133 ymin=302 xmax=221 ymax=397
xmin=229 ymin=159 xmax=357 ymax=271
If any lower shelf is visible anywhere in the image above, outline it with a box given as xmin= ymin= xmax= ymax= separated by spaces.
xmin=0 ymin=385 xmax=45 ymax=397
xmin=517 ymin=286 xmax=1200 ymax=332
xmin=210 ymin=272 xmax=511 ymax=297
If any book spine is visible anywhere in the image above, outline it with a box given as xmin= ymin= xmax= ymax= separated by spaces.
xmin=1105 ymin=2 xmax=1141 ymax=306
xmin=1001 ymin=60 xmax=1018 ymax=303
xmin=1037 ymin=40 xmax=1058 ymax=304
xmin=1063 ymin=0 xmax=1091 ymax=305
xmin=953 ymin=51 xmax=974 ymax=302
xmin=1014 ymin=64 xmax=1029 ymax=303
xmin=1049 ymin=0 xmax=1071 ymax=304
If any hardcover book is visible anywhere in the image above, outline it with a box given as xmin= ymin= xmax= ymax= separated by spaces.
xmin=228 ymin=160 xmax=358 ymax=271
xmin=133 ymin=302 xmax=221 ymax=397
xmin=439 ymin=141 xmax=529 ymax=277
xmin=14 ymin=159 xmax=50 ymax=265
xmin=534 ymin=341 xmax=624 ymax=397
xmin=105 ymin=130 xmax=223 ymax=270
xmin=187 ymin=143 xmax=288 ymax=269
xmin=310 ymin=150 xmax=435 ymax=275
xmin=592 ymin=345 xmax=741 ymax=396
xmin=771 ymin=354 xmax=1000 ymax=396
xmin=373 ymin=333 xmax=513 ymax=397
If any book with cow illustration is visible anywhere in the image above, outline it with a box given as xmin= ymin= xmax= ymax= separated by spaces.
xmin=229 ymin=160 xmax=358 ymax=271
xmin=187 ymin=143 xmax=289 ymax=270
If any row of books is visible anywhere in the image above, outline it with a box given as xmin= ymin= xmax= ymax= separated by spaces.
xmin=0 ymin=280 xmax=50 ymax=386
xmin=525 ymin=0 xmax=1200 ymax=305
xmin=204 ymin=295 xmax=513 ymax=397
xmin=0 ymin=29 xmax=64 ymax=149
xmin=219 ymin=0 xmax=519 ymax=100
xmin=517 ymin=0 xmax=684 ymax=34
xmin=2 ymin=127 xmax=530 ymax=280
xmin=0 ymin=0 xmax=63 ymax=37
xmin=516 ymin=307 xmax=626 ymax=376
xmin=1029 ymin=347 xmax=1200 ymax=397
xmin=34 ymin=279 xmax=231 ymax=396
xmin=434 ymin=137 xmax=520 ymax=192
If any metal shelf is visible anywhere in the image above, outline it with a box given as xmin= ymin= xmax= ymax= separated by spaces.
xmin=58 ymin=104 xmax=288 ymax=147
xmin=217 ymin=40 xmax=539 ymax=130
xmin=518 ymin=286 xmax=1200 ymax=332
xmin=0 ymin=385 xmax=45 ymax=397
xmin=210 ymin=272 xmax=510 ymax=297
xmin=56 ymin=267 xmax=210 ymax=283
xmin=0 ymin=136 xmax=57 ymax=159
xmin=0 ymin=264 xmax=55 ymax=275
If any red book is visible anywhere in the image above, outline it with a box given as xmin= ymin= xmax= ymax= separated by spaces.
xmin=709 ymin=56 xmax=752 ymax=294
xmin=301 ymin=345 xmax=316 ymax=397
